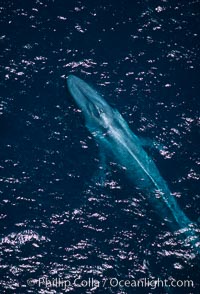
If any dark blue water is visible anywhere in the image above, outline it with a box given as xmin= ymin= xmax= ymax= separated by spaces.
xmin=0 ymin=1 xmax=199 ymax=293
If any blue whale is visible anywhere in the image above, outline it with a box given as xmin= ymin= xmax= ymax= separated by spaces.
xmin=67 ymin=75 xmax=199 ymax=254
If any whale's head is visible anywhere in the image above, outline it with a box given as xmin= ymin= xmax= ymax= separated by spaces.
xmin=67 ymin=75 xmax=113 ymax=133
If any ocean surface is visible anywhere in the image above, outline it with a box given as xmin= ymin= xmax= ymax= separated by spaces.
xmin=0 ymin=0 xmax=199 ymax=293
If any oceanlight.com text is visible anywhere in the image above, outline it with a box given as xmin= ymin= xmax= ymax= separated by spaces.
xmin=27 ymin=276 xmax=194 ymax=290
